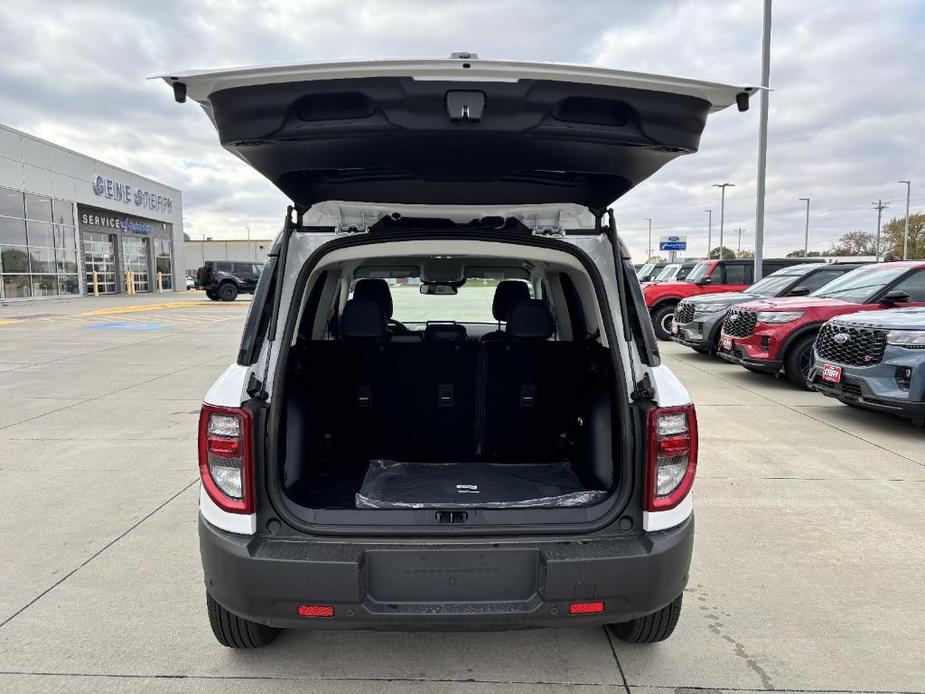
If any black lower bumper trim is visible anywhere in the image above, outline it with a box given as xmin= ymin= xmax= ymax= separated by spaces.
xmin=671 ymin=334 xmax=710 ymax=350
xmin=717 ymin=349 xmax=780 ymax=373
xmin=809 ymin=382 xmax=925 ymax=419
xmin=199 ymin=515 xmax=694 ymax=630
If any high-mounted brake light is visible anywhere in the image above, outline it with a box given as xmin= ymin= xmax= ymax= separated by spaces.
xmin=198 ymin=404 xmax=253 ymax=514
xmin=646 ymin=404 xmax=697 ymax=511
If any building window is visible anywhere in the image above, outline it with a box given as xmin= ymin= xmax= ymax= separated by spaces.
xmin=154 ymin=238 xmax=173 ymax=290
xmin=0 ymin=187 xmax=79 ymax=299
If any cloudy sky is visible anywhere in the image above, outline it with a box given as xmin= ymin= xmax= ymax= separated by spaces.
xmin=2 ymin=0 xmax=923 ymax=260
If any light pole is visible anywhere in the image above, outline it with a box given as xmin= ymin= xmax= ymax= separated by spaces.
xmin=705 ymin=209 xmax=712 ymax=258
xmin=246 ymin=226 xmax=253 ymax=260
xmin=899 ymin=180 xmax=911 ymax=260
xmin=737 ymin=227 xmax=743 ymax=254
xmin=645 ymin=218 xmax=653 ymax=260
xmin=753 ymin=0 xmax=772 ymax=281
xmin=713 ymin=183 xmax=734 ymax=258
xmin=798 ymin=197 xmax=810 ymax=256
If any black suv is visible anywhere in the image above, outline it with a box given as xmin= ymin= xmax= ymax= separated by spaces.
xmin=196 ymin=261 xmax=262 ymax=301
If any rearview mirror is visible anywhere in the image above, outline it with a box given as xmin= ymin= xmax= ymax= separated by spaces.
xmin=880 ymin=289 xmax=910 ymax=304
xmin=789 ymin=285 xmax=810 ymax=296
xmin=420 ymin=283 xmax=458 ymax=296
xmin=697 ymin=276 xmax=712 ymax=286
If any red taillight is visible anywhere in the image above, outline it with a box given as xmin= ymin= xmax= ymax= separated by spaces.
xmin=646 ymin=404 xmax=698 ymax=512
xmin=569 ymin=601 xmax=605 ymax=615
xmin=207 ymin=436 xmax=240 ymax=457
xmin=297 ymin=604 xmax=334 ymax=618
xmin=198 ymin=404 xmax=253 ymax=514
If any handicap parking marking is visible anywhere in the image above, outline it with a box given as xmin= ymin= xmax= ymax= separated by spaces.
xmin=86 ymin=322 xmax=170 ymax=331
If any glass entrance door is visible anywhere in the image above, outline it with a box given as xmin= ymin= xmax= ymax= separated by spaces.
xmin=122 ymin=236 xmax=150 ymax=293
xmin=83 ymin=232 xmax=117 ymax=294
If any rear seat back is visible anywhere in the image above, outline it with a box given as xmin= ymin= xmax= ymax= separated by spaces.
xmin=290 ymin=298 xmax=605 ymax=464
xmin=481 ymin=300 xmax=601 ymax=460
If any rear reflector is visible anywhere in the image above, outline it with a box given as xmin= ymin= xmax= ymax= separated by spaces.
xmin=297 ymin=604 xmax=334 ymax=618
xmin=569 ymin=601 xmax=605 ymax=615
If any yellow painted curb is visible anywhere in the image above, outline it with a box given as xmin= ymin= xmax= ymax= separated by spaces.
xmin=80 ymin=301 xmax=249 ymax=316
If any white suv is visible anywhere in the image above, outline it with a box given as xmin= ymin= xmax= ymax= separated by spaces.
xmin=164 ymin=56 xmax=752 ymax=647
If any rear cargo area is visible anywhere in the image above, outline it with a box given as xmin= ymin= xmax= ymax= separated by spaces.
xmin=280 ymin=336 xmax=617 ymax=512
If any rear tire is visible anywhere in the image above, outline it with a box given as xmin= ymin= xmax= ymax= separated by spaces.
xmin=207 ymin=594 xmax=280 ymax=648
xmin=218 ymin=283 xmax=239 ymax=302
xmin=651 ymin=304 xmax=677 ymax=341
xmin=206 ymin=290 xmax=219 ymax=300
xmin=784 ymin=334 xmax=817 ymax=390
xmin=609 ymin=594 xmax=683 ymax=643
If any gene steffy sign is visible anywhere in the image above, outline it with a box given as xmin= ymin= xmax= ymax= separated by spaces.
xmin=93 ymin=175 xmax=173 ymax=214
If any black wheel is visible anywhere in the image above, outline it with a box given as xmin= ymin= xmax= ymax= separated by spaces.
xmin=784 ymin=333 xmax=817 ymax=390
xmin=651 ymin=304 xmax=677 ymax=341
xmin=206 ymin=290 xmax=219 ymax=300
xmin=608 ymin=594 xmax=683 ymax=643
xmin=207 ymin=594 xmax=280 ymax=648
xmin=218 ymin=283 xmax=239 ymax=302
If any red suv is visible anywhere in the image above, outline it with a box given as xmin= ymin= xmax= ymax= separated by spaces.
xmin=717 ymin=261 xmax=925 ymax=388
xmin=644 ymin=258 xmax=824 ymax=339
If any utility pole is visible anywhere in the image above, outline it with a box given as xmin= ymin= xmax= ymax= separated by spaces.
xmin=753 ymin=0 xmax=772 ymax=281
xmin=899 ymin=180 xmax=911 ymax=260
xmin=645 ymin=218 xmax=653 ymax=260
xmin=713 ymin=183 xmax=734 ymax=258
xmin=872 ymin=200 xmax=888 ymax=261
xmin=737 ymin=227 xmax=743 ymax=253
xmin=799 ymin=197 xmax=810 ymax=256
xmin=705 ymin=209 xmax=712 ymax=258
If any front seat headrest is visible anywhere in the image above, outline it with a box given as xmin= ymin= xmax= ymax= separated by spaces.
xmin=491 ymin=280 xmax=531 ymax=321
xmin=353 ymin=279 xmax=393 ymax=318
xmin=340 ymin=299 xmax=387 ymax=339
xmin=506 ymin=300 xmax=556 ymax=339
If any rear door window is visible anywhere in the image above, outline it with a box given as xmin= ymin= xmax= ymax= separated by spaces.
xmin=216 ymin=262 xmax=232 ymax=272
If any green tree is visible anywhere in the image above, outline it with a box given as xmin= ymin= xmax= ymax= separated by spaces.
xmin=736 ymin=249 xmax=755 ymax=259
xmin=828 ymin=230 xmax=888 ymax=257
xmin=881 ymin=212 xmax=925 ymax=260
xmin=708 ymin=246 xmax=737 ymax=259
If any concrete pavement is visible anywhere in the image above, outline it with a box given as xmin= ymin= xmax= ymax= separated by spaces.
xmin=0 ymin=293 xmax=922 ymax=693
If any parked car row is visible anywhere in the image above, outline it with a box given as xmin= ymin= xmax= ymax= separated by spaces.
xmin=654 ymin=259 xmax=925 ymax=425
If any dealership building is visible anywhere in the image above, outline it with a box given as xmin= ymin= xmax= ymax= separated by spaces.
xmin=0 ymin=124 xmax=184 ymax=300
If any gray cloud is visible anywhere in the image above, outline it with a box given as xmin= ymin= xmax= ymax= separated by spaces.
xmin=2 ymin=0 xmax=923 ymax=258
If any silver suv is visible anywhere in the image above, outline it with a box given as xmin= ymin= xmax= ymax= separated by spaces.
xmin=809 ymin=306 xmax=925 ymax=423
xmin=162 ymin=56 xmax=753 ymax=647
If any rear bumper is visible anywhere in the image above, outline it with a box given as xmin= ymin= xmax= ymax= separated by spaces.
xmin=199 ymin=514 xmax=694 ymax=630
